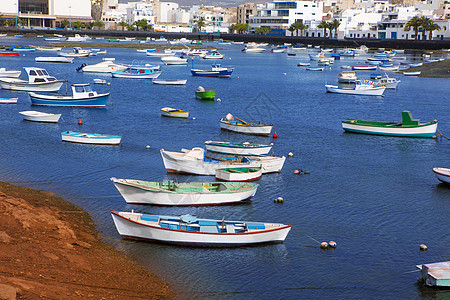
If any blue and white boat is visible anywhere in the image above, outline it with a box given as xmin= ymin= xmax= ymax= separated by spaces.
xmin=61 ymin=131 xmax=122 ymax=145
xmin=111 ymin=67 xmax=161 ymax=79
xmin=202 ymin=51 xmax=224 ymax=59
xmin=191 ymin=64 xmax=234 ymax=77
xmin=29 ymin=83 xmax=110 ymax=107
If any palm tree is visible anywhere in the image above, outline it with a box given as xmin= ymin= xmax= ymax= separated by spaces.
xmin=197 ymin=17 xmax=205 ymax=32
xmin=318 ymin=21 xmax=329 ymax=38
xmin=405 ymin=16 xmax=421 ymax=40
xmin=331 ymin=19 xmax=341 ymax=38
xmin=288 ymin=24 xmax=295 ymax=36
xmin=61 ymin=19 xmax=70 ymax=29
xmin=118 ymin=21 xmax=128 ymax=31
xmin=292 ymin=21 xmax=304 ymax=37
xmin=419 ymin=16 xmax=432 ymax=40
xmin=228 ymin=24 xmax=237 ymax=34
xmin=255 ymin=27 xmax=269 ymax=35
xmin=424 ymin=21 xmax=440 ymax=40
xmin=73 ymin=21 xmax=83 ymax=29
xmin=237 ymin=23 xmax=249 ymax=34
xmin=94 ymin=20 xmax=104 ymax=30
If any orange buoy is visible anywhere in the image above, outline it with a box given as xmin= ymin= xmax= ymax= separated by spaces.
xmin=294 ymin=170 xmax=300 ymax=174
xmin=78 ymin=120 xmax=83 ymax=125
xmin=122 ymin=59 xmax=124 ymax=61
xmin=320 ymin=242 xmax=328 ymax=249
xmin=273 ymin=133 xmax=278 ymax=138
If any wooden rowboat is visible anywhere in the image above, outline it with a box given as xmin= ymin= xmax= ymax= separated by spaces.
xmin=432 ymin=168 xmax=450 ymax=185
xmin=110 ymin=210 xmax=292 ymax=246
xmin=61 ymin=131 xmax=122 ymax=145
xmin=160 ymin=107 xmax=189 ymax=118
xmin=0 ymin=97 xmax=18 ymax=104
xmin=215 ymin=166 xmax=263 ymax=182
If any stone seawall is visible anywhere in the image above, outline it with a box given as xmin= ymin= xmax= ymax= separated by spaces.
xmin=1 ymin=27 xmax=449 ymax=50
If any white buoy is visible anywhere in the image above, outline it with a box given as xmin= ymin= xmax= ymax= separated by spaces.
xmin=420 ymin=244 xmax=428 ymax=251
xmin=288 ymin=152 xmax=294 ymax=157
xmin=329 ymin=241 xmax=337 ymax=248
xmin=320 ymin=242 xmax=328 ymax=249
xmin=146 ymin=145 xmax=151 ymax=149
xmin=107 ymin=83 xmax=111 ymax=86
xmin=193 ymin=117 xmax=196 ymax=120
xmin=217 ymin=98 xmax=221 ymax=102
xmin=277 ymin=197 xmax=283 ymax=202
xmin=283 ymin=73 xmax=287 ymax=75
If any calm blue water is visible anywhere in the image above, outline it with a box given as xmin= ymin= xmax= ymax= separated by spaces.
xmin=0 ymin=36 xmax=449 ymax=299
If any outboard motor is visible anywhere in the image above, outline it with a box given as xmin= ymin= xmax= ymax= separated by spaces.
xmin=76 ymin=63 xmax=86 ymax=72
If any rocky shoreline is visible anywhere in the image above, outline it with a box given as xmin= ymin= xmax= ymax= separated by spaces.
xmin=0 ymin=182 xmax=175 ymax=299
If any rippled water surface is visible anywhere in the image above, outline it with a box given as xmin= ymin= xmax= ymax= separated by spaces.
xmin=0 ymin=36 xmax=449 ymax=299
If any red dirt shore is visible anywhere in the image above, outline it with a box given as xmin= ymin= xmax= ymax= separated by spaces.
xmin=0 ymin=182 xmax=176 ymax=299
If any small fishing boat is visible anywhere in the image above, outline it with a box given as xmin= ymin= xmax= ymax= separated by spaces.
xmin=35 ymin=56 xmax=74 ymax=63
xmin=352 ymin=65 xmax=377 ymax=71
xmin=373 ymin=74 xmax=400 ymax=89
xmin=160 ymin=107 xmax=189 ymax=119
xmin=195 ymin=86 xmax=216 ymax=100
xmin=59 ymin=47 xmax=90 ymax=57
xmin=110 ymin=210 xmax=292 ymax=246
xmin=338 ymin=70 xmax=357 ymax=83
xmin=111 ymin=178 xmax=258 ymax=205
xmin=432 ymin=168 xmax=450 ymax=185
xmin=317 ymin=59 xmax=331 ymax=66
xmin=161 ymin=56 xmax=188 ymax=65
xmin=66 ymin=34 xmax=89 ymax=42
xmin=61 ymin=131 xmax=122 ymax=145
xmin=408 ymin=62 xmax=423 ymax=67
xmin=161 ymin=148 xmax=285 ymax=175
xmin=0 ymin=51 xmax=19 ymax=56
xmin=0 ymin=67 xmax=65 ymax=92
xmin=0 ymin=68 xmax=21 ymax=78
xmin=35 ymin=46 xmax=62 ymax=51
xmin=137 ymin=49 xmax=156 ymax=53
xmin=93 ymin=78 xmax=107 ymax=85
xmin=342 ymin=111 xmax=437 ymax=138
xmin=147 ymin=51 xmax=175 ymax=57
xmin=297 ymin=62 xmax=310 ymax=66
xmin=243 ymin=47 xmax=266 ymax=53
xmin=29 ymin=83 xmax=110 ymax=107
xmin=81 ymin=61 xmax=128 ymax=73
xmin=403 ymin=71 xmax=421 ymax=76
xmin=191 ymin=64 xmax=234 ymax=77
xmin=219 ymin=113 xmax=273 ymax=136
xmin=305 ymin=67 xmax=324 ymax=71
xmin=11 ymin=46 xmax=36 ymax=52
xmin=19 ymin=110 xmax=61 ymax=123
xmin=0 ymin=97 xmax=18 ymax=104
xmin=112 ymin=67 xmax=161 ymax=79
xmin=325 ymin=80 xmax=386 ymax=96
xmin=215 ymin=167 xmax=263 ymax=182
xmin=204 ymin=141 xmax=273 ymax=156
xmin=309 ymin=52 xmax=326 ymax=61
xmin=370 ymin=73 xmax=382 ymax=80
xmin=202 ymin=51 xmax=224 ymax=59
xmin=339 ymin=49 xmax=355 ymax=57
xmin=379 ymin=65 xmax=399 ymax=71
xmin=152 ymin=79 xmax=187 ymax=85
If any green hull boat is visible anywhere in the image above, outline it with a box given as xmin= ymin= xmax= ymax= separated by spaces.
xmin=195 ymin=90 xmax=216 ymax=100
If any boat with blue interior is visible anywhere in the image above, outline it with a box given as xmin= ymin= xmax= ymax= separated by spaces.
xmin=112 ymin=66 xmax=161 ymax=79
xmin=191 ymin=64 xmax=234 ymax=77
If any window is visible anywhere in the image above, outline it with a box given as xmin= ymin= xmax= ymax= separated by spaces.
xmin=36 ymin=70 xmax=44 ymax=76
xmin=29 ymin=70 xmax=37 ymax=76
xmin=75 ymin=86 xmax=85 ymax=93
xmin=34 ymin=78 xmax=45 ymax=83
xmin=19 ymin=0 xmax=48 ymax=14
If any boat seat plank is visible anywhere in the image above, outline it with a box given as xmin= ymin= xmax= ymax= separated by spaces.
xmin=141 ymin=214 xmax=159 ymax=222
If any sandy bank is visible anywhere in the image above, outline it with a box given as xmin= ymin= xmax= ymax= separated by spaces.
xmin=0 ymin=182 xmax=175 ymax=299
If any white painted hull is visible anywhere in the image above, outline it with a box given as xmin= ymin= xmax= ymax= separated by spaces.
xmin=219 ymin=122 xmax=273 ymax=136
xmin=0 ymin=98 xmax=18 ymax=104
xmin=245 ymin=48 xmax=265 ymax=53
xmin=111 ymin=211 xmax=291 ymax=246
xmin=160 ymin=108 xmax=189 ymax=118
xmin=19 ymin=111 xmax=61 ymax=123
xmin=0 ymin=70 xmax=21 ymax=78
xmin=111 ymin=71 xmax=161 ymax=79
xmin=325 ymin=85 xmax=385 ymax=96
xmin=204 ymin=142 xmax=272 ymax=156
xmin=161 ymin=57 xmax=188 ymax=65
xmin=111 ymin=179 xmax=257 ymax=205
xmin=432 ymin=168 xmax=450 ymax=184
xmin=152 ymin=79 xmax=187 ymax=85
xmin=161 ymin=149 xmax=285 ymax=175
xmin=342 ymin=122 xmax=437 ymax=137
xmin=58 ymin=52 xmax=89 ymax=57
xmin=83 ymin=65 xmax=128 ymax=73
xmin=0 ymin=79 xmax=64 ymax=92
xmin=35 ymin=57 xmax=74 ymax=63
xmin=215 ymin=168 xmax=262 ymax=182
xmin=61 ymin=132 xmax=121 ymax=145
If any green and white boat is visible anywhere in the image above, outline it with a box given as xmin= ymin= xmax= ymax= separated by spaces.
xmin=342 ymin=111 xmax=437 ymax=138
xmin=195 ymin=86 xmax=216 ymax=100
xmin=111 ymin=178 xmax=258 ymax=206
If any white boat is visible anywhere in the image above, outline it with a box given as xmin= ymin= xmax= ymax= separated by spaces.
xmin=110 ymin=210 xmax=292 ymax=246
xmin=160 ymin=107 xmax=189 ymax=118
xmin=0 ymin=68 xmax=21 ymax=78
xmin=305 ymin=67 xmax=324 ymax=71
xmin=35 ymin=56 xmax=74 ymax=63
xmin=110 ymin=178 xmax=258 ymax=205
xmin=147 ymin=51 xmax=175 ymax=57
xmin=0 ymin=97 xmax=18 ymax=104
xmin=215 ymin=167 xmax=263 ymax=182
xmin=93 ymin=78 xmax=107 ymax=85
xmin=219 ymin=114 xmax=273 ymax=136
xmin=81 ymin=61 xmax=128 ymax=73
xmin=19 ymin=110 xmax=61 ymax=123
xmin=202 ymin=51 xmax=224 ymax=59
xmin=204 ymin=141 xmax=273 ymax=156
xmin=66 ymin=34 xmax=88 ymax=42
xmin=35 ymin=46 xmax=62 ymax=51
xmin=0 ymin=67 xmax=65 ymax=92
xmin=379 ymin=65 xmax=399 ymax=71
xmin=161 ymin=148 xmax=285 ymax=175
xmin=338 ymin=70 xmax=357 ymax=83
xmin=297 ymin=62 xmax=310 ymax=66
xmin=325 ymin=80 xmax=386 ymax=96
xmin=161 ymin=56 xmax=188 ymax=65
xmin=403 ymin=71 xmax=421 ymax=76
xmin=61 ymin=131 xmax=121 ymax=145
xmin=137 ymin=49 xmax=156 ymax=53
xmin=59 ymin=47 xmax=90 ymax=57
xmin=374 ymin=74 xmax=400 ymax=89
xmin=152 ymin=79 xmax=187 ymax=85
xmin=243 ymin=47 xmax=266 ymax=53
xmin=111 ymin=67 xmax=161 ymax=79
xmin=432 ymin=168 xmax=450 ymax=185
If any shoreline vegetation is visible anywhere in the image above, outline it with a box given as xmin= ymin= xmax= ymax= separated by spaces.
xmin=0 ymin=182 xmax=175 ymax=299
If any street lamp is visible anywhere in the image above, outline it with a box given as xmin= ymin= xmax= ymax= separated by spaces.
xmin=14 ymin=2 xmax=18 ymax=26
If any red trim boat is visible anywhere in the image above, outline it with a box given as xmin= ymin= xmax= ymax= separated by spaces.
xmin=0 ymin=52 xmax=19 ymax=56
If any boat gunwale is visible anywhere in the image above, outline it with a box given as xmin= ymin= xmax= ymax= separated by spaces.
xmin=342 ymin=119 xmax=437 ymax=128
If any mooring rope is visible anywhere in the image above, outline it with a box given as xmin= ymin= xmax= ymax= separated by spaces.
xmin=286 ymin=158 xmax=310 ymax=174
xmin=434 ymin=130 xmax=450 ymax=140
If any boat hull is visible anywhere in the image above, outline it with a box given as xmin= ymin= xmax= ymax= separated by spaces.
xmin=215 ymin=168 xmax=262 ymax=182
xmin=432 ymin=168 xmax=450 ymax=184
xmin=161 ymin=149 xmax=285 ymax=175
xmin=152 ymin=79 xmax=187 ymax=85
xmin=0 ymin=79 xmax=64 ymax=92
xmin=191 ymin=69 xmax=233 ymax=77
xmin=111 ymin=210 xmax=291 ymax=246
xmin=325 ymin=85 xmax=385 ymax=96
xmin=19 ymin=111 xmax=61 ymax=122
xmin=161 ymin=108 xmax=189 ymax=119
xmin=112 ymin=71 xmax=161 ymax=79
xmin=205 ymin=142 xmax=272 ymax=156
xmin=342 ymin=122 xmax=437 ymax=138
xmin=35 ymin=57 xmax=74 ymax=63
xmin=195 ymin=90 xmax=216 ymax=100
xmin=29 ymin=93 xmax=110 ymax=107
xmin=111 ymin=179 xmax=257 ymax=205
xmin=219 ymin=120 xmax=273 ymax=136
xmin=61 ymin=131 xmax=122 ymax=145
